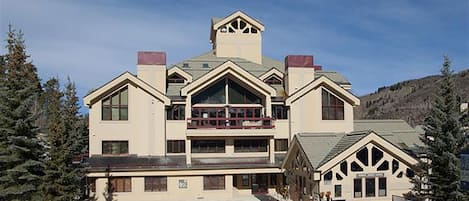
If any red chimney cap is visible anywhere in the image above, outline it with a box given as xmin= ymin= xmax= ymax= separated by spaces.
xmin=285 ymin=55 xmax=322 ymax=70
xmin=138 ymin=51 xmax=166 ymax=65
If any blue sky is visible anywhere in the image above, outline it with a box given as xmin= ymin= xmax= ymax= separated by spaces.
xmin=1 ymin=0 xmax=468 ymax=113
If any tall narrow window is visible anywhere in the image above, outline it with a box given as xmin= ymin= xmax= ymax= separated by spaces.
xmin=366 ymin=178 xmax=375 ymax=197
xmin=102 ymin=141 xmax=128 ymax=155
xmin=102 ymin=87 xmax=128 ymax=120
xmin=354 ymin=178 xmax=362 ymax=198
xmin=145 ymin=177 xmax=167 ymax=192
xmin=334 ymin=185 xmax=342 ymax=197
xmin=378 ymin=177 xmax=387 ymax=196
xmin=322 ymin=89 xmax=344 ymax=120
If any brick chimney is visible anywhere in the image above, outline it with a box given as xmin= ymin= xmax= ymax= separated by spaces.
xmin=285 ymin=55 xmax=322 ymax=95
xmin=137 ymin=51 xmax=167 ymax=94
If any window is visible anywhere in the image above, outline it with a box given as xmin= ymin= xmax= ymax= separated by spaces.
xmin=354 ymin=178 xmax=362 ymax=198
xmin=324 ymin=171 xmax=333 ymax=181
xmin=272 ymin=105 xmax=288 ymax=119
xmin=366 ymin=178 xmax=375 ymax=197
xmin=111 ymin=177 xmax=131 ymax=192
xmin=168 ymin=74 xmax=185 ymax=83
xmin=102 ymin=141 xmax=128 ymax=155
xmin=167 ymin=140 xmax=185 ymax=153
xmin=182 ymin=63 xmax=189 ymax=68
xmin=203 ymin=175 xmax=225 ymax=190
xmin=234 ymin=139 xmax=267 ymax=152
xmin=274 ymin=139 xmax=288 ymax=151
xmin=372 ymin=147 xmax=383 ymax=166
xmin=378 ymin=178 xmax=386 ymax=196
xmin=392 ymin=159 xmax=399 ymax=174
xmin=102 ymin=87 xmax=128 ymax=120
xmin=356 ymin=147 xmax=369 ymax=166
xmin=340 ymin=161 xmax=348 ymax=176
xmin=167 ymin=105 xmax=185 ymax=120
xmin=377 ymin=161 xmax=389 ymax=171
xmin=406 ymin=168 xmax=415 ymax=178
xmin=191 ymin=140 xmax=225 ymax=153
xmin=241 ymin=175 xmax=249 ymax=186
xmin=322 ymin=89 xmax=344 ymax=120
xmin=145 ymin=177 xmax=167 ymax=192
xmin=264 ymin=76 xmax=282 ymax=85
xmin=191 ymin=78 xmax=261 ymax=105
xmin=178 ymin=179 xmax=187 ymax=189
xmin=270 ymin=174 xmax=277 ymax=186
xmin=336 ymin=173 xmax=343 ymax=180
xmin=202 ymin=63 xmax=209 ymax=68
xmin=351 ymin=161 xmax=363 ymax=172
xmin=335 ymin=185 xmax=342 ymax=197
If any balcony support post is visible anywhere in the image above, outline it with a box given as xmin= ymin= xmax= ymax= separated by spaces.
xmin=186 ymin=138 xmax=191 ymax=165
xmin=269 ymin=137 xmax=275 ymax=163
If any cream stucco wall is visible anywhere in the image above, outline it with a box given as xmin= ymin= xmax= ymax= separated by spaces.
xmin=89 ymin=84 xmax=166 ymax=156
xmin=94 ymin=175 xmax=234 ymax=201
xmin=286 ymin=67 xmax=315 ymax=95
xmin=289 ymin=86 xmax=354 ymax=136
xmin=215 ymin=29 xmax=262 ymax=64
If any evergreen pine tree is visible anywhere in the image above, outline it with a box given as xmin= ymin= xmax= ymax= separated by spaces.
xmin=408 ymin=56 xmax=466 ymax=201
xmin=0 ymin=25 xmax=45 ymax=200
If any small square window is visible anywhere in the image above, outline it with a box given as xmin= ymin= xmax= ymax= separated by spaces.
xmin=202 ymin=63 xmax=209 ymax=68
xmin=182 ymin=63 xmax=189 ymax=68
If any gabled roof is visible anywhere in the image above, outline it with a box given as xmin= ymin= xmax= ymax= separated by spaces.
xmin=167 ymin=66 xmax=192 ymax=82
xmin=180 ymin=60 xmax=277 ymax=97
xmin=285 ymin=75 xmax=360 ymax=106
xmin=212 ymin=11 xmax=265 ymax=31
xmin=83 ymin=72 xmax=170 ymax=106
xmin=289 ymin=119 xmax=421 ymax=172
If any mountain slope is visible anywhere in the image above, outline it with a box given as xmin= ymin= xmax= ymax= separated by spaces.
xmin=354 ymin=69 xmax=469 ymax=126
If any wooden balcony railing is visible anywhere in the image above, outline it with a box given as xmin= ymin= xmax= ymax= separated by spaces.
xmin=187 ymin=117 xmax=275 ymax=129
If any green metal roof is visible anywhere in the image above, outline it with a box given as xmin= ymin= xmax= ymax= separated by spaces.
xmin=166 ymin=50 xmax=350 ymax=96
xmin=295 ymin=120 xmax=421 ymax=169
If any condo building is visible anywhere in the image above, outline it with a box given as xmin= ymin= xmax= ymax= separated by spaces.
xmin=84 ymin=11 xmax=421 ymax=201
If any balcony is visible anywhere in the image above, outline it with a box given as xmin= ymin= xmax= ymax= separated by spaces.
xmin=187 ymin=117 xmax=275 ymax=129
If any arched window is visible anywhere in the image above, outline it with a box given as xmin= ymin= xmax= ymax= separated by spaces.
xmin=322 ymin=89 xmax=344 ymax=120
xmin=219 ymin=18 xmax=260 ymax=34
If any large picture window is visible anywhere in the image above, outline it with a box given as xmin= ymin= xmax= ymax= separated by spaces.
xmin=192 ymin=78 xmax=261 ymax=105
xmin=191 ymin=140 xmax=225 ymax=153
xmin=145 ymin=177 xmax=167 ymax=192
xmin=111 ymin=177 xmax=131 ymax=192
xmin=102 ymin=87 xmax=128 ymax=120
xmin=322 ymin=89 xmax=344 ymax=120
xmin=102 ymin=141 xmax=128 ymax=155
xmin=203 ymin=175 xmax=225 ymax=190
xmin=234 ymin=139 xmax=267 ymax=152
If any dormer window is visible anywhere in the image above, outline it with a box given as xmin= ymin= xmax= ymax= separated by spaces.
xmin=264 ymin=75 xmax=282 ymax=85
xmin=322 ymin=89 xmax=344 ymax=120
xmin=220 ymin=18 xmax=259 ymax=34
xmin=168 ymin=74 xmax=185 ymax=84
